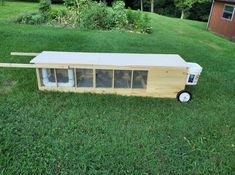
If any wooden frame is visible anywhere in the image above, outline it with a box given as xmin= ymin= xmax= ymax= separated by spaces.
xmin=35 ymin=66 xmax=187 ymax=98
xmin=0 ymin=51 xmax=192 ymax=99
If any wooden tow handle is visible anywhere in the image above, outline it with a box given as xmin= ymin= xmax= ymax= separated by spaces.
xmin=11 ymin=52 xmax=39 ymax=56
xmin=0 ymin=63 xmax=69 ymax=69
xmin=0 ymin=63 xmax=36 ymax=68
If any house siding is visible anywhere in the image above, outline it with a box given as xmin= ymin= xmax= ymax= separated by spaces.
xmin=208 ymin=1 xmax=235 ymax=40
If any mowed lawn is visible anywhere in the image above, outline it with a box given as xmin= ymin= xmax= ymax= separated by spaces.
xmin=0 ymin=2 xmax=235 ymax=174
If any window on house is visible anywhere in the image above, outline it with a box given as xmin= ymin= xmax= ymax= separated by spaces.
xmin=114 ymin=70 xmax=132 ymax=88
xmin=96 ymin=69 xmax=113 ymax=88
xmin=76 ymin=69 xmax=93 ymax=87
xmin=132 ymin=70 xmax=148 ymax=89
xmin=222 ymin=5 xmax=234 ymax=20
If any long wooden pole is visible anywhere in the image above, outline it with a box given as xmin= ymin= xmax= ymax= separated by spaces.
xmin=0 ymin=63 xmax=37 ymax=68
xmin=11 ymin=52 xmax=39 ymax=56
xmin=0 ymin=63 xmax=69 ymax=69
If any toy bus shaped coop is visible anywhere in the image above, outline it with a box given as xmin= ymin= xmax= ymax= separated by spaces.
xmin=0 ymin=51 xmax=202 ymax=102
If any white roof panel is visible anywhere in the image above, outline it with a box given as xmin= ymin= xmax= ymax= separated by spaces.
xmin=30 ymin=51 xmax=188 ymax=67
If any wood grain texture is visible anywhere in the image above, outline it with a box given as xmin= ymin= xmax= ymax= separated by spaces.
xmin=37 ymin=67 xmax=188 ymax=98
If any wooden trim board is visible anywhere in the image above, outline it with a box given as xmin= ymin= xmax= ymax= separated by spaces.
xmin=0 ymin=63 xmax=37 ymax=68
xmin=38 ymin=86 xmax=179 ymax=98
xmin=11 ymin=52 xmax=39 ymax=56
xmin=0 ymin=63 xmax=69 ymax=69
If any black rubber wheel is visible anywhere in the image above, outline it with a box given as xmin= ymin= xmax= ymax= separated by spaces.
xmin=176 ymin=90 xmax=192 ymax=103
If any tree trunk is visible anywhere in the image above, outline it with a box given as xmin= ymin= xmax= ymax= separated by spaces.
xmin=180 ymin=10 xmax=184 ymax=19
xmin=150 ymin=0 xmax=154 ymax=13
xmin=140 ymin=0 xmax=143 ymax=11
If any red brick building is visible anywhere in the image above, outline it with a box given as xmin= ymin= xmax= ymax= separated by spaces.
xmin=207 ymin=0 xmax=235 ymax=40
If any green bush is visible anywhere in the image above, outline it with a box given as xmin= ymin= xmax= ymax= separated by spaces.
xmin=16 ymin=0 xmax=52 ymax=25
xmin=63 ymin=0 xmax=77 ymax=8
xmin=126 ymin=9 xmax=141 ymax=30
xmin=126 ymin=9 xmax=152 ymax=33
xmin=80 ymin=1 xmax=114 ymax=30
xmin=112 ymin=1 xmax=128 ymax=29
xmin=15 ymin=12 xmax=45 ymax=25
xmin=48 ymin=8 xmax=67 ymax=20
xmin=14 ymin=0 xmax=152 ymax=33
xmin=139 ymin=13 xmax=153 ymax=34
xmin=39 ymin=0 xmax=51 ymax=14
xmin=7 ymin=0 xmax=39 ymax=2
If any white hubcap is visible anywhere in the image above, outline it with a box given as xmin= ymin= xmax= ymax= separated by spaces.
xmin=179 ymin=92 xmax=191 ymax=102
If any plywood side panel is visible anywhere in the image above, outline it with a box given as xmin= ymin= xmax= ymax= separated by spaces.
xmin=147 ymin=68 xmax=188 ymax=93
xmin=36 ymin=66 xmax=188 ymax=98
xmin=38 ymin=86 xmax=177 ymax=98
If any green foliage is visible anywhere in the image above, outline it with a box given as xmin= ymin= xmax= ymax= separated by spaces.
xmin=126 ymin=9 xmax=141 ymax=29
xmin=141 ymin=13 xmax=152 ymax=34
xmin=39 ymin=0 xmax=52 ymax=14
xmin=155 ymin=0 xmax=181 ymax=18
xmin=14 ymin=0 xmax=152 ymax=33
xmin=188 ymin=1 xmax=211 ymax=21
xmin=80 ymin=1 xmax=114 ymax=30
xmin=7 ymin=0 xmax=39 ymax=2
xmin=15 ymin=0 xmax=52 ymax=24
xmin=1 ymin=2 xmax=235 ymax=174
xmin=174 ymin=0 xmax=195 ymax=11
xmin=126 ymin=10 xmax=152 ymax=33
xmin=112 ymin=1 xmax=128 ymax=29
xmin=15 ymin=12 xmax=46 ymax=24
xmin=131 ymin=0 xmax=211 ymax=21
xmin=4 ymin=0 xmax=212 ymax=22
xmin=47 ymin=8 xmax=66 ymax=20
xmin=63 ymin=0 xmax=78 ymax=8
xmin=174 ymin=0 xmax=211 ymax=19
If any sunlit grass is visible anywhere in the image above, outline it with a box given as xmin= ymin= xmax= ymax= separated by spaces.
xmin=0 ymin=2 xmax=234 ymax=174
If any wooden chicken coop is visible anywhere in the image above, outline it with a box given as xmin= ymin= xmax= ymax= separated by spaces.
xmin=0 ymin=51 xmax=202 ymax=102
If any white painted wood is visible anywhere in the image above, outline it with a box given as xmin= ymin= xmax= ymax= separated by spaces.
xmin=30 ymin=51 xmax=188 ymax=68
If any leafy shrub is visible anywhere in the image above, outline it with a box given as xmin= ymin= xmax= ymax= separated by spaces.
xmin=50 ymin=9 xmax=81 ymax=27
xmin=126 ymin=9 xmax=141 ymax=30
xmin=112 ymin=1 xmax=128 ymax=29
xmin=63 ymin=0 xmax=77 ymax=8
xmin=15 ymin=12 xmax=45 ymax=25
xmin=80 ymin=1 xmax=114 ymax=30
xmin=7 ymin=0 xmax=39 ymax=2
xmin=139 ymin=13 xmax=153 ymax=34
xmin=39 ymin=0 xmax=51 ymax=14
xmin=16 ymin=0 xmax=52 ymax=25
xmin=14 ymin=0 xmax=152 ymax=34
xmin=48 ymin=8 xmax=67 ymax=20
xmin=126 ymin=9 xmax=152 ymax=33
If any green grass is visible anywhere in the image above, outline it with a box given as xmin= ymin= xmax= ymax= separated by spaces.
xmin=0 ymin=2 xmax=235 ymax=174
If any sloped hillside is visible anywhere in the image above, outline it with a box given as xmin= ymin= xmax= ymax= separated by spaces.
xmin=0 ymin=2 xmax=234 ymax=174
